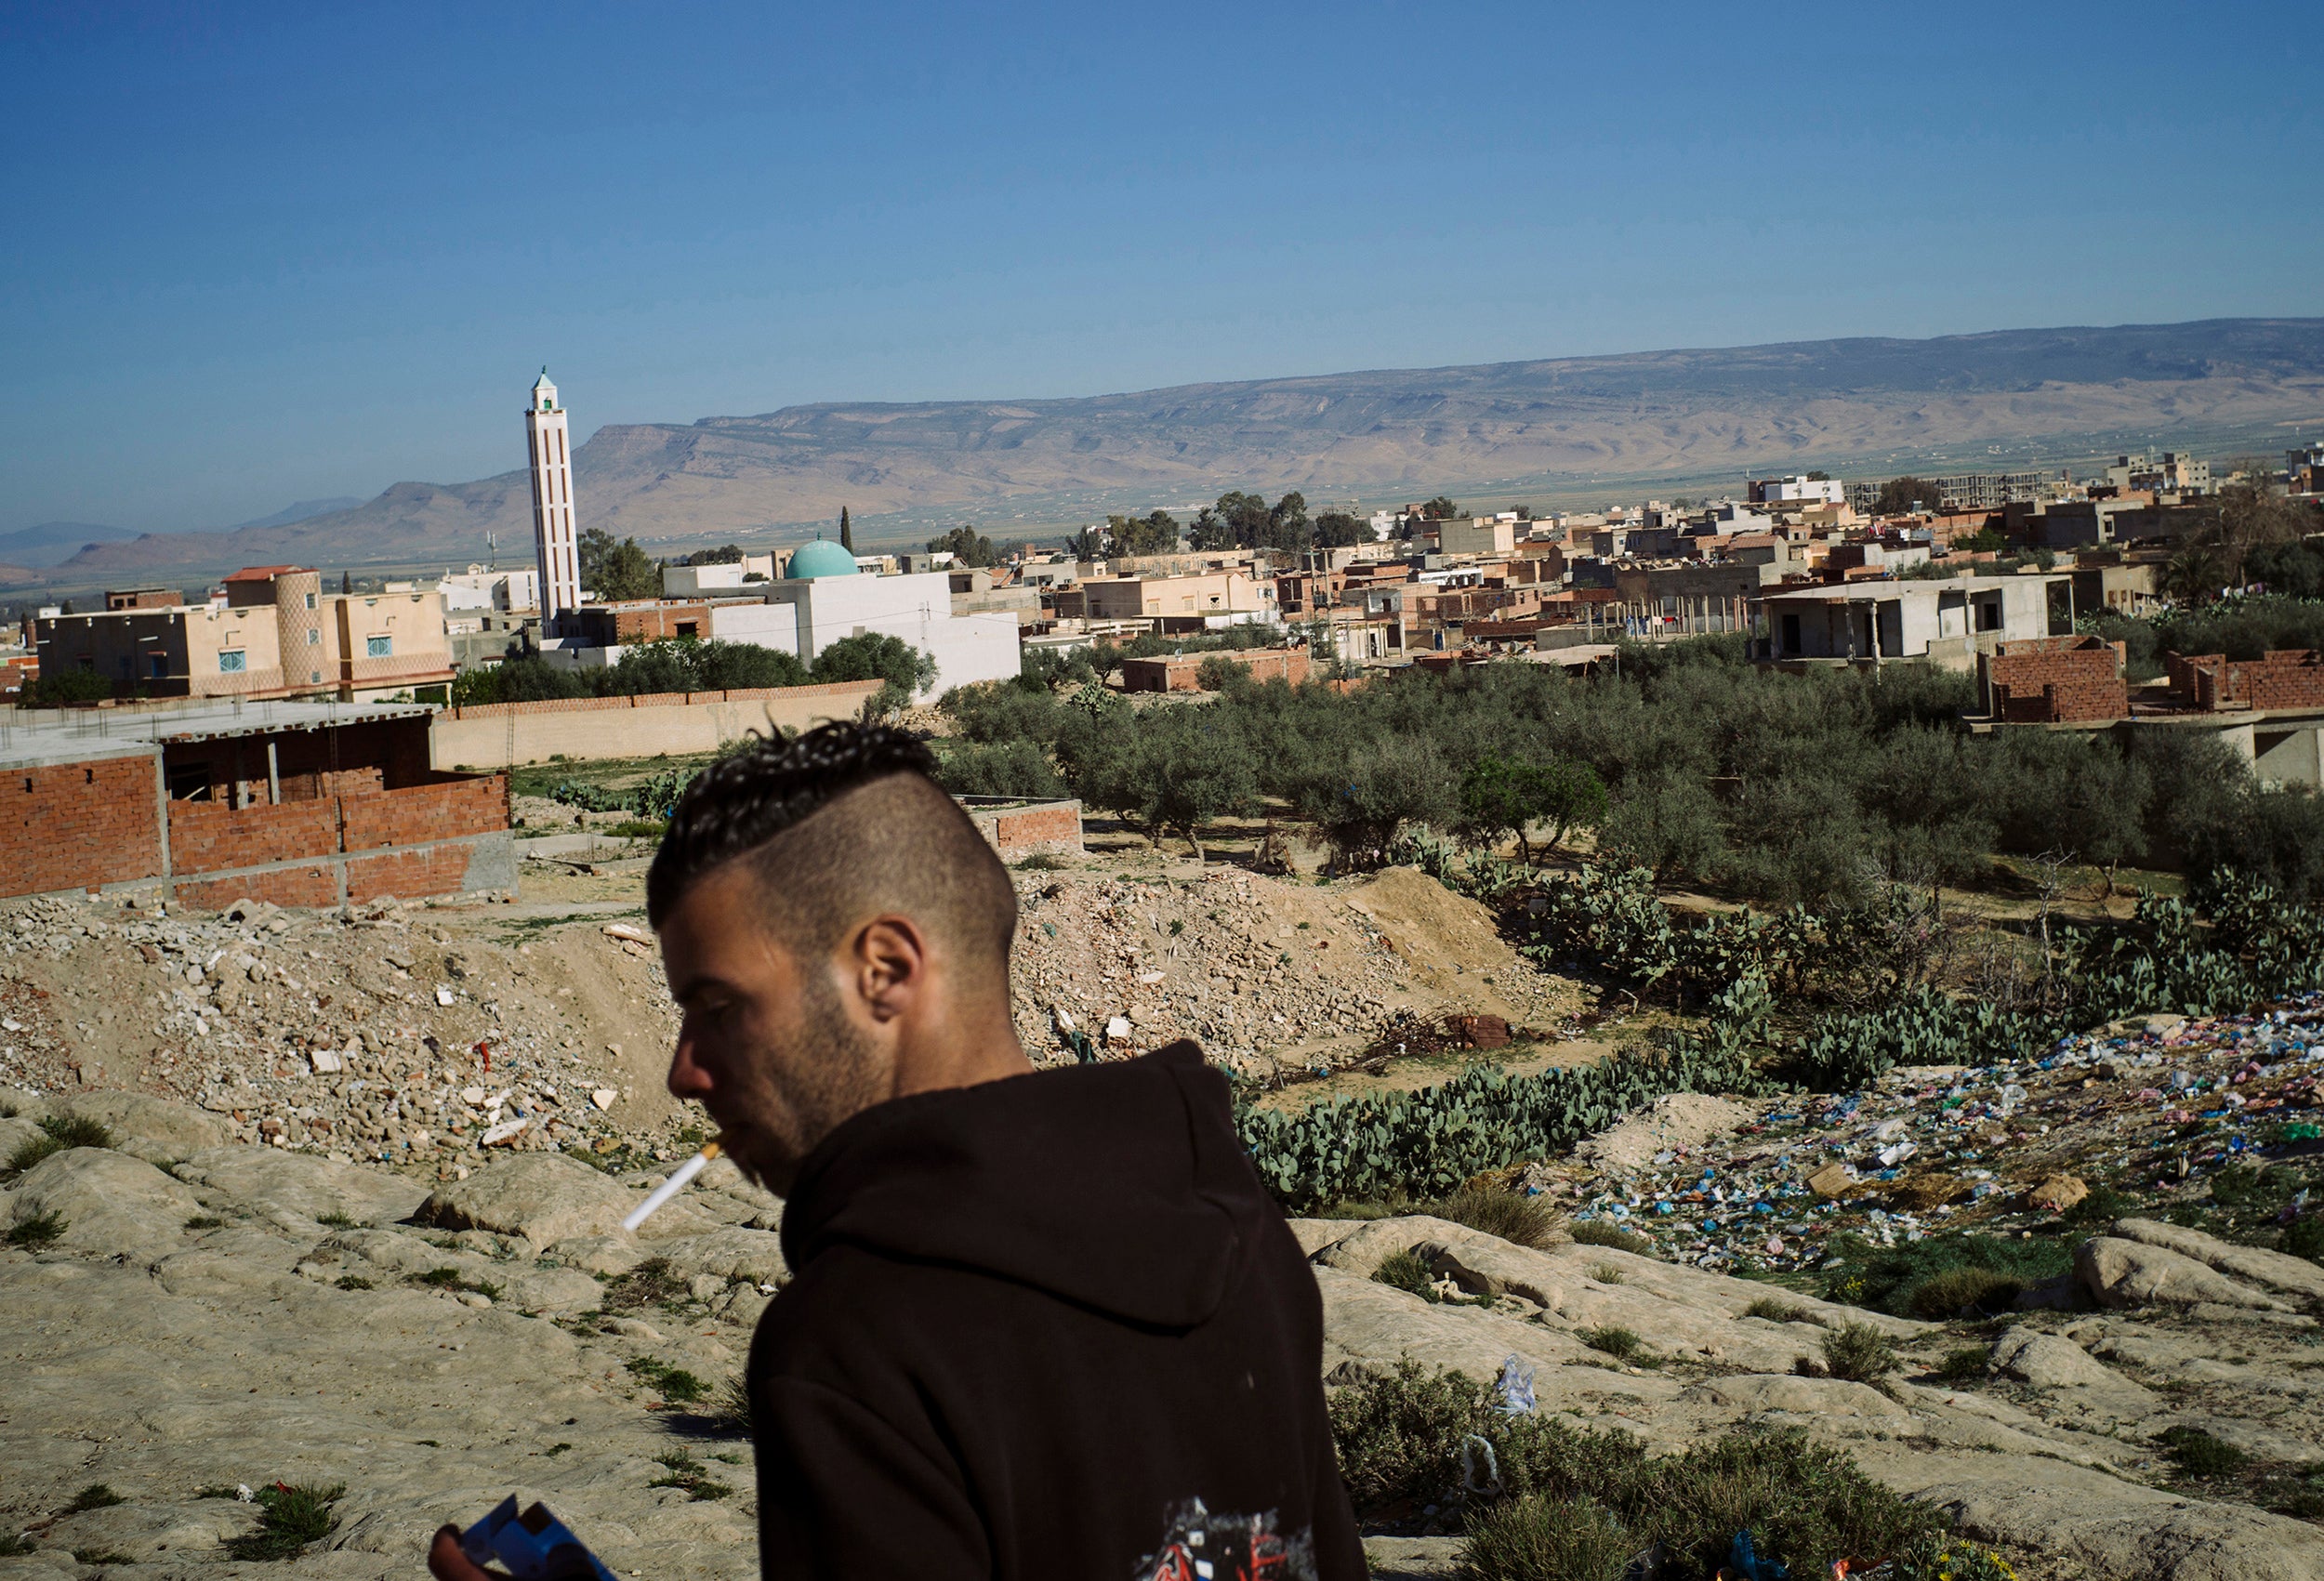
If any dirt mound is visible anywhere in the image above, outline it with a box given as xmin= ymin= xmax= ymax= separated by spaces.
xmin=1006 ymin=863 xmax=1580 ymax=1076
xmin=1342 ymin=866 xmax=1523 ymax=986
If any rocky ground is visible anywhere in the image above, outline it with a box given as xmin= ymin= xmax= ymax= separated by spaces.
xmin=10 ymin=859 xmax=2324 ymax=1578
xmin=1314 ymin=1208 xmax=2324 ymax=1581
xmin=12 ymin=1090 xmax=2324 ymax=1580
xmin=3 ymin=1110 xmax=777 ymax=1581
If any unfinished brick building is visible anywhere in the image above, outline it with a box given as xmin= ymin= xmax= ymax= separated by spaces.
xmin=2164 ymin=650 xmax=2324 ymax=712
xmin=568 ymin=600 xmax=714 ymax=646
xmin=1118 ymin=648 xmax=1311 ymax=693
xmin=1 ymin=701 xmax=510 ymax=906
xmin=1978 ymin=636 xmax=2130 ymax=723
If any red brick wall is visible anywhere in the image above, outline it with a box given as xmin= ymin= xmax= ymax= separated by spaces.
xmin=346 ymin=843 xmax=476 ymax=902
xmin=2239 ymin=651 xmax=2324 ymax=710
xmin=340 ymin=775 xmax=508 ymax=851
xmin=2166 ymin=650 xmax=2324 ymax=711
xmin=1981 ymin=637 xmax=2128 ymax=722
xmin=2166 ymin=652 xmax=2228 ymax=708
xmin=4 ymin=738 xmax=505 ymax=904
xmin=1242 ymin=650 xmax=1311 ymax=686
xmin=2 ymin=757 xmax=165 ymax=897
xmin=571 ymin=602 xmax=712 ymax=644
xmin=987 ymin=804 xmax=1084 ymax=856
xmin=176 ymin=863 xmax=340 ymax=911
xmin=166 ymin=797 xmax=341 ymax=871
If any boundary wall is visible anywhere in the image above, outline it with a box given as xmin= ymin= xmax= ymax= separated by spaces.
xmin=1119 ymin=649 xmax=1311 ymax=693
xmin=429 ymin=681 xmax=884 ymax=770
xmin=957 ymin=797 xmax=1085 ymax=860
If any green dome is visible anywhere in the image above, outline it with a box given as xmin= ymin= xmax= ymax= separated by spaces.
xmin=786 ymin=540 xmax=859 ymax=579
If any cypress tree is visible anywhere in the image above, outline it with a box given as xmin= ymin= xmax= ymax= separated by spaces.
xmin=839 ymin=506 xmax=854 ymax=554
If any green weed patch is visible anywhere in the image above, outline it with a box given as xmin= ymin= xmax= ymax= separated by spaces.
xmin=223 ymin=1482 xmax=343 ymax=1561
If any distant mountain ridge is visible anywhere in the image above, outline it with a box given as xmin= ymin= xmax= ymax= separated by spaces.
xmin=0 ymin=497 xmax=369 ymax=583
xmin=0 ymin=520 xmax=141 ymax=570
xmin=226 ymin=496 xmax=365 ymax=532
xmin=30 ymin=317 xmax=2324 ymax=590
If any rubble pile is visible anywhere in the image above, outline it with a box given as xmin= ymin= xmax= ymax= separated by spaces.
xmin=0 ymin=891 xmax=690 ymax=1174
xmin=1 ymin=861 xmax=1586 ymax=1179
xmin=1554 ymin=995 xmax=2324 ymax=1276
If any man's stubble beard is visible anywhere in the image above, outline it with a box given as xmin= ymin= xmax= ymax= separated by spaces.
xmin=726 ymin=967 xmax=886 ymax=1196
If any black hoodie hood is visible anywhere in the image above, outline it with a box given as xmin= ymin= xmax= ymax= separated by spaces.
xmin=777 ymin=1041 xmax=1259 ymax=1329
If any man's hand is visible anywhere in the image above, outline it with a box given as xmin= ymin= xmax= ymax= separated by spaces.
xmin=428 ymin=1524 xmax=495 ymax=1581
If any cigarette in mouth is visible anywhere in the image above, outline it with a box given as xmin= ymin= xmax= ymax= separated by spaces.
xmin=622 ymin=1140 xmax=721 ymax=1232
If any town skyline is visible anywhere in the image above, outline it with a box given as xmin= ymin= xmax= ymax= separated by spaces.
xmin=7 ymin=316 xmax=2321 ymax=603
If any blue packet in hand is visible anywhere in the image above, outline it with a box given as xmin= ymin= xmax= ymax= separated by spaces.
xmin=461 ymin=1495 xmax=618 ymax=1581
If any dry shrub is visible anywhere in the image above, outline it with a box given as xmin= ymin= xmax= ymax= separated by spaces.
xmin=1568 ymin=1220 xmax=1652 ymax=1256
xmin=1907 ymin=1265 xmax=2026 ymax=1320
xmin=1423 ymin=1186 xmax=1565 ymax=1249
xmin=1462 ymin=1495 xmax=1633 ymax=1581
xmin=1822 ymin=1322 xmax=1900 ymax=1385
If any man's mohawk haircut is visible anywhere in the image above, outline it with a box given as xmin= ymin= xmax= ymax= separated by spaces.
xmin=647 ymin=720 xmax=939 ymax=927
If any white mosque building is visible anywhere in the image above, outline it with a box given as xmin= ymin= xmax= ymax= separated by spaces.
xmin=714 ymin=538 xmax=1021 ymax=693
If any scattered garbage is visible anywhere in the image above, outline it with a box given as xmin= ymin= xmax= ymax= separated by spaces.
xmin=1459 ymin=1434 xmax=1501 ymax=1496
xmin=1722 ymin=1527 xmax=1789 ymax=1580
xmin=1492 ymin=1353 xmax=1536 ymax=1416
xmin=1551 ymin=994 xmax=2324 ymax=1274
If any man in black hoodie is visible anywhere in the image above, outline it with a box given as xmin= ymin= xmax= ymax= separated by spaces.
xmin=429 ymin=722 xmax=1362 ymax=1581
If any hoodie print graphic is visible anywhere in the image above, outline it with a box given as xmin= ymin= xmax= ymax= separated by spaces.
xmin=1135 ymin=1499 xmax=1315 ymax=1581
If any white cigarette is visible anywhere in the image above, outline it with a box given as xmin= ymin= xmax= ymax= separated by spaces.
xmin=622 ymin=1140 xmax=721 ymax=1232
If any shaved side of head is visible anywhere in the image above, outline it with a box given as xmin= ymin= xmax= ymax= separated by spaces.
xmin=648 ymin=722 xmax=1018 ymax=982
xmin=741 ymin=771 xmax=1018 ymax=982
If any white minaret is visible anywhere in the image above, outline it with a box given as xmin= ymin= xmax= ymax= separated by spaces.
xmin=525 ymin=368 xmax=582 ymax=630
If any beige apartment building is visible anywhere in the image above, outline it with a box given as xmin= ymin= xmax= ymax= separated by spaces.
xmin=1080 ymin=571 xmax=1276 ymax=629
xmin=33 ymin=566 xmax=453 ymax=703
xmin=1436 ymin=517 xmax=1518 ymax=557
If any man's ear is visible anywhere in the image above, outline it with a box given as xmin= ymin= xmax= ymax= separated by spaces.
xmin=850 ymin=915 xmax=929 ymax=1023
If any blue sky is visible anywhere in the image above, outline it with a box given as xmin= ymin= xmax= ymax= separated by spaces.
xmin=3 ymin=0 xmax=2317 ymax=534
